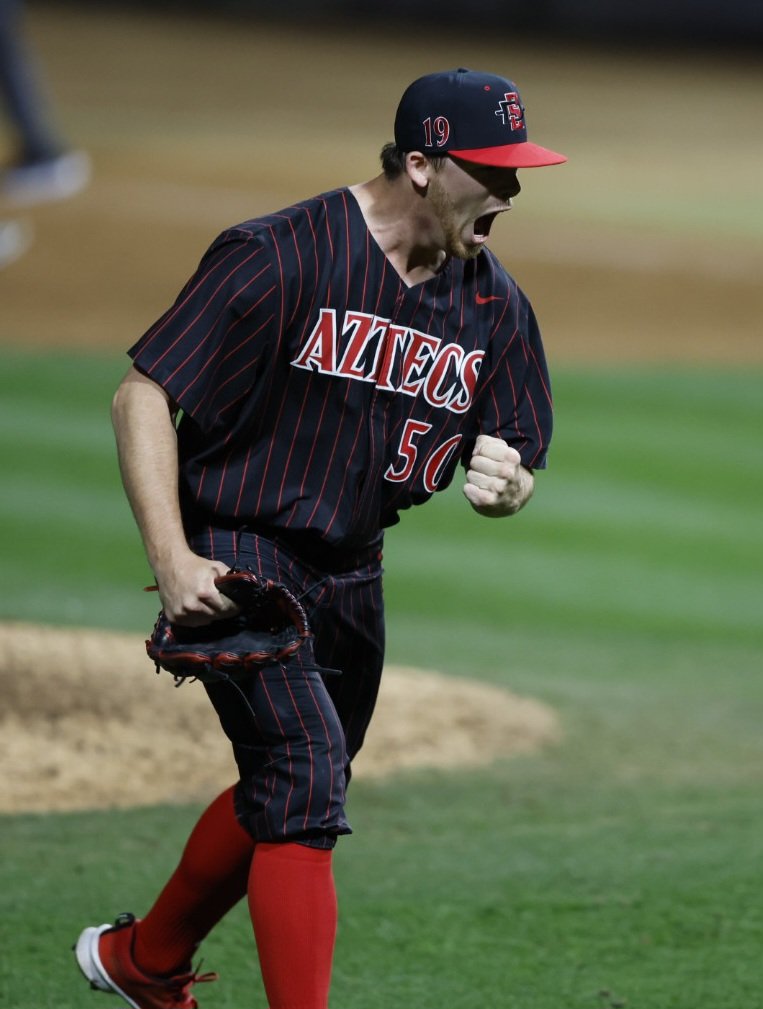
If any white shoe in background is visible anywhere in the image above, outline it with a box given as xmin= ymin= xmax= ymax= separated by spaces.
xmin=0 ymin=218 xmax=34 ymax=269
xmin=2 ymin=150 xmax=91 ymax=207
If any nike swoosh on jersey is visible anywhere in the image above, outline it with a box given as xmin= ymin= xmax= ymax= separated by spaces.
xmin=475 ymin=292 xmax=504 ymax=305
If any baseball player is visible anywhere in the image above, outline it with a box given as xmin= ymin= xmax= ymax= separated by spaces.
xmin=73 ymin=68 xmax=565 ymax=1009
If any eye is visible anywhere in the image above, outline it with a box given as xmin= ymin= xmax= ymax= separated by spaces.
xmin=483 ymin=167 xmax=518 ymax=185
xmin=479 ymin=166 xmax=511 ymax=183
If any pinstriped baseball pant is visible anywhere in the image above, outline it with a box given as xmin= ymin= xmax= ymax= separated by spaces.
xmin=188 ymin=527 xmax=385 ymax=851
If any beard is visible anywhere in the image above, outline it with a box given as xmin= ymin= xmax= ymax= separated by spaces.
xmin=427 ymin=176 xmax=482 ymax=261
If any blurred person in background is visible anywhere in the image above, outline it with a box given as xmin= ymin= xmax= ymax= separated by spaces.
xmin=0 ymin=0 xmax=89 ymax=267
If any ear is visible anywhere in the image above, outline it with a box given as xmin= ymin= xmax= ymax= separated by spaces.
xmin=405 ymin=151 xmax=434 ymax=189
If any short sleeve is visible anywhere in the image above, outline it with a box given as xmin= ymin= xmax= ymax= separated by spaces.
xmin=476 ymin=291 xmax=553 ymax=469
xmin=128 ymin=231 xmax=279 ymax=432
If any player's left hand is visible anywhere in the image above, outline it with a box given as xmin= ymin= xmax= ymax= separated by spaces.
xmin=463 ymin=434 xmax=534 ymax=517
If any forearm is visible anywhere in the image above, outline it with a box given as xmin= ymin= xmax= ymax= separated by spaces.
xmin=111 ymin=367 xmax=238 ymax=624
xmin=111 ymin=367 xmax=189 ymax=576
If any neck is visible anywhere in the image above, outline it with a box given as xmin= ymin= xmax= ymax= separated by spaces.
xmin=350 ymin=174 xmax=447 ymax=286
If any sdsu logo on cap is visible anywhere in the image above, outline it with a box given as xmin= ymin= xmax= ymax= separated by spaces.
xmin=394 ymin=68 xmax=566 ymax=169
xmin=495 ymin=91 xmax=524 ymax=131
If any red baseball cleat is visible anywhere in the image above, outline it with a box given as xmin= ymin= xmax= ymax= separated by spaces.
xmin=74 ymin=913 xmax=217 ymax=1009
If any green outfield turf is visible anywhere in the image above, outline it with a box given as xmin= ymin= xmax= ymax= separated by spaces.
xmin=1 ymin=348 xmax=762 ymax=1008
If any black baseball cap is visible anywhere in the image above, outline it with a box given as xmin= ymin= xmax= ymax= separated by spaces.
xmin=394 ymin=68 xmax=567 ymax=168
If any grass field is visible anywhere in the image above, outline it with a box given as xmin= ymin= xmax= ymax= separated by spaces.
xmin=1 ymin=348 xmax=762 ymax=1008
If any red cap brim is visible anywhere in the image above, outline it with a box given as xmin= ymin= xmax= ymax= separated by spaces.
xmin=450 ymin=142 xmax=567 ymax=168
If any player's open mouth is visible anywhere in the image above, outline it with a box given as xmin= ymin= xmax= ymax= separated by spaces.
xmin=473 ymin=211 xmax=500 ymax=241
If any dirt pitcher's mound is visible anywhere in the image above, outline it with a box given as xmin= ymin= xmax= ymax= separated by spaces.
xmin=0 ymin=622 xmax=560 ymax=813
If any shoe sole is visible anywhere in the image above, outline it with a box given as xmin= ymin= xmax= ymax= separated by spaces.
xmin=74 ymin=924 xmax=140 ymax=1009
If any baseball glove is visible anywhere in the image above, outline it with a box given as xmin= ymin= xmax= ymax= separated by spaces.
xmin=146 ymin=568 xmax=311 ymax=684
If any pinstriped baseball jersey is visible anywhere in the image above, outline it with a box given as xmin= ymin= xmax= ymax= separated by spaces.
xmin=129 ymin=186 xmax=552 ymax=550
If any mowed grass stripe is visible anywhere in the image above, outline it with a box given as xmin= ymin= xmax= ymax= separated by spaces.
xmin=549 ymin=370 xmax=763 ymax=497
xmin=0 ymin=478 xmax=130 ymax=531
xmin=389 ymin=537 xmax=759 ymax=644
xmin=0 ymin=400 xmax=116 ymax=455
xmin=0 ymin=348 xmax=127 ymax=404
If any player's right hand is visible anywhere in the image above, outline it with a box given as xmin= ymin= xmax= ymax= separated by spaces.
xmin=152 ymin=551 xmax=241 ymax=626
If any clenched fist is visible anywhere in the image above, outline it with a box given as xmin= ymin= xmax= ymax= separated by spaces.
xmin=463 ymin=434 xmax=534 ymax=517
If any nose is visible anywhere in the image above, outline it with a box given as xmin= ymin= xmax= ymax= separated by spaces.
xmin=488 ymin=169 xmax=520 ymax=202
xmin=504 ymin=172 xmax=521 ymax=200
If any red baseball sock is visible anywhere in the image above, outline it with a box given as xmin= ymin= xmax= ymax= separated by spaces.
xmin=249 ymin=842 xmax=337 ymax=1009
xmin=133 ymin=785 xmax=255 ymax=975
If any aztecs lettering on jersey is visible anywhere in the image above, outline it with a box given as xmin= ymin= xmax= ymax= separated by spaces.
xmin=290 ymin=308 xmax=483 ymax=416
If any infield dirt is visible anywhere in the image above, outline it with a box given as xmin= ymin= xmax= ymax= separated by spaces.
xmin=0 ymin=622 xmax=560 ymax=813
